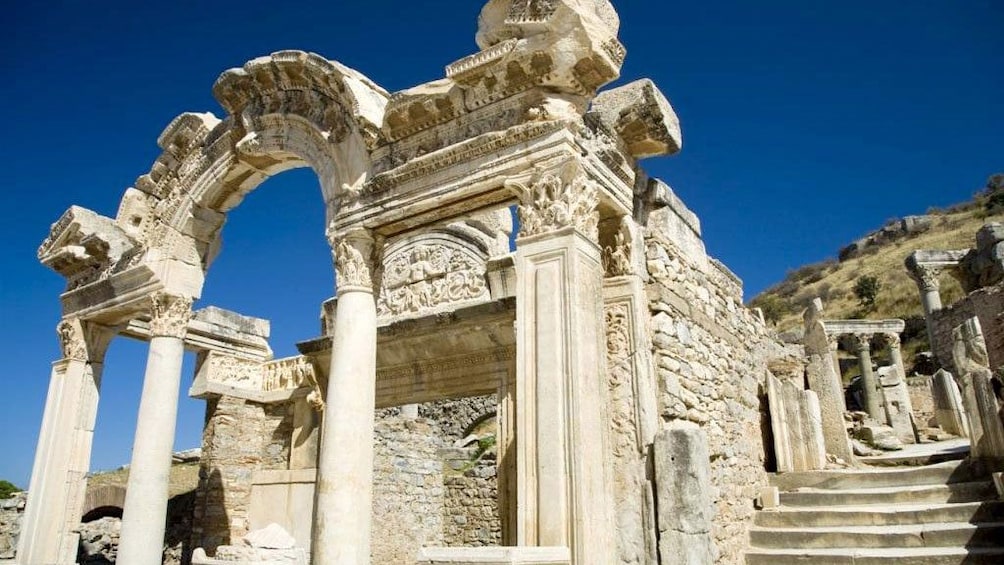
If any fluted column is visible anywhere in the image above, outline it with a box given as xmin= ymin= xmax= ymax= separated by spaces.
xmin=313 ymin=228 xmax=380 ymax=565
xmin=854 ymin=334 xmax=883 ymax=421
xmin=18 ymin=319 xmax=114 ymax=564
xmin=118 ymin=293 xmax=193 ymax=565
xmin=510 ymin=165 xmax=615 ymax=564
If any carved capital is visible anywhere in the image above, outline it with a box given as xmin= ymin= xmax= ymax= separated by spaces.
xmin=853 ymin=333 xmax=873 ymax=353
xmin=57 ymin=318 xmax=116 ymax=362
xmin=886 ymin=333 xmax=901 ymax=349
xmin=908 ymin=264 xmax=942 ymax=292
xmin=508 ymin=164 xmax=599 ymax=240
xmin=149 ymin=292 xmax=193 ymax=338
xmin=826 ymin=334 xmax=840 ymax=353
xmin=330 ymin=228 xmax=380 ymax=293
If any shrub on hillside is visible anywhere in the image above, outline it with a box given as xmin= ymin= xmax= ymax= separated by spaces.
xmin=0 ymin=479 xmax=20 ymax=499
xmin=750 ymin=294 xmax=789 ymax=325
xmin=854 ymin=275 xmax=881 ymax=311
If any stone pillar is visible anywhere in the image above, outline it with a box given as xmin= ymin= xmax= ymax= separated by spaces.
xmin=511 ymin=167 xmax=614 ymax=563
xmin=17 ymin=319 xmax=114 ymax=565
xmin=908 ymin=264 xmax=943 ymax=347
xmin=118 ymin=293 xmax=193 ymax=565
xmin=827 ymin=335 xmax=842 ymax=387
xmin=313 ymin=229 xmax=380 ymax=565
xmin=854 ymin=334 xmax=884 ymax=421
xmin=653 ymin=427 xmax=714 ymax=564
xmin=887 ymin=333 xmax=907 ymax=382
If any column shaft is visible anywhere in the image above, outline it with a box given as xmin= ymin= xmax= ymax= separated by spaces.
xmin=118 ymin=335 xmax=187 ymax=565
xmin=856 ymin=341 xmax=884 ymax=421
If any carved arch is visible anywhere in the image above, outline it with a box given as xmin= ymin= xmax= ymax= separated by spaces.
xmin=103 ymin=51 xmax=391 ymax=300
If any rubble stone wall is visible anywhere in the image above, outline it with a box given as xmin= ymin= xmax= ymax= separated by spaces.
xmin=372 ymin=416 xmax=446 ymax=565
xmin=644 ymin=209 xmax=774 ymax=564
xmin=440 ymin=448 xmax=501 ymax=547
xmin=907 ymin=375 xmax=937 ymax=428
xmin=930 ymin=284 xmax=1004 ymax=372
xmin=419 ymin=395 xmax=497 ymax=441
xmin=0 ymin=492 xmax=26 ymax=560
xmin=191 ymin=397 xmax=293 ymax=554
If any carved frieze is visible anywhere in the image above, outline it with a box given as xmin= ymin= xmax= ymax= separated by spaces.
xmin=377 ymin=243 xmax=489 ymax=318
xmin=510 ymin=166 xmax=599 ymax=240
xmin=149 ymin=292 xmax=194 ymax=338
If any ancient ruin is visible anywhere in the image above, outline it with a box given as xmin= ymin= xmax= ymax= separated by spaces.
xmin=14 ymin=2 xmax=1004 ymax=564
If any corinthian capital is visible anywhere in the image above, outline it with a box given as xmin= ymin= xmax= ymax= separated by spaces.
xmin=508 ymin=163 xmax=599 ymax=240
xmin=330 ymin=228 xmax=380 ymax=293
xmin=57 ymin=318 xmax=116 ymax=362
xmin=149 ymin=292 xmax=193 ymax=338
xmin=853 ymin=333 xmax=873 ymax=353
xmin=907 ymin=263 xmax=942 ymax=292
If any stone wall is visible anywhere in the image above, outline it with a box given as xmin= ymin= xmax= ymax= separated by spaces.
xmin=191 ymin=396 xmax=293 ymax=554
xmin=930 ymin=283 xmax=1004 ymax=372
xmin=372 ymin=416 xmax=447 ymax=565
xmin=907 ymin=375 xmax=937 ymax=428
xmin=440 ymin=448 xmax=501 ymax=547
xmin=644 ymin=205 xmax=774 ymax=564
xmin=0 ymin=492 xmax=25 ymax=560
xmin=419 ymin=395 xmax=497 ymax=442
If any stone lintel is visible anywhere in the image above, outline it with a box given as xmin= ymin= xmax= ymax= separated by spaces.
xmin=822 ymin=319 xmax=905 ymax=337
xmin=906 ymin=249 xmax=969 ymax=271
xmin=123 ymin=307 xmax=272 ymax=361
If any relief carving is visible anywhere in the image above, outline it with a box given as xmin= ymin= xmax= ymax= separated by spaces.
xmin=605 ymin=303 xmax=638 ymax=456
xmin=603 ymin=221 xmax=633 ymax=277
xmin=510 ymin=166 xmax=599 ymax=239
xmin=331 ymin=231 xmax=378 ymax=291
xmin=149 ymin=292 xmax=193 ymax=338
xmin=377 ymin=244 xmax=489 ymax=318
xmin=57 ymin=319 xmax=88 ymax=362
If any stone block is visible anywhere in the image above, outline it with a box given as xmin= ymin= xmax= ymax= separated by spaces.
xmin=654 ymin=427 xmax=714 ymax=564
xmin=591 ymin=79 xmax=682 ymax=157
xmin=931 ymin=369 xmax=969 ymax=437
xmin=416 ymin=546 xmax=570 ymax=564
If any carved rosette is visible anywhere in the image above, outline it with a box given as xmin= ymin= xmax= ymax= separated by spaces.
xmin=909 ymin=265 xmax=942 ymax=292
xmin=377 ymin=244 xmax=489 ymax=318
xmin=510 ymin=168 xmax=600 ymax=240
xmin=57 ymin=319 xmax=89 ymax=361
xmin=149 ymin=293 xmax=193 ymax=339
xmin=331 ymin=230 xmax=379 ymax=293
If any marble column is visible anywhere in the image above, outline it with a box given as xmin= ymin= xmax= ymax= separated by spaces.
xmin=118 ymin=293 xmax=193 ymax=565
xmin=908 ymin=264 xmax=943 ymax=348
xmin=854 ymin=334 xmax=884 ymax=421
xmin=17 ymin=319 xmax=114 ymax=565
xmin=511 ymin=168 xmax=615 ymax=564
xmin=313 ymin=229 xmax=380 ymax=565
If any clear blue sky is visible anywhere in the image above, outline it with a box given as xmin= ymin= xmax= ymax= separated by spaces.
xmin=1 ymin=1 xmax=1001 ymax=487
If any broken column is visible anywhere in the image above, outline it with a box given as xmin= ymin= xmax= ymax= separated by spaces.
xmin=952 ymin=317 xmax=1004 ymax=464
xmin=931 ymin=369 xmax=970 ymax=437
xmin=766 ymin=373 xmax=827 ymax=472
xmin=877 ymin=366 xmax=917 ymax=444
xmin=801 ymin=299 xmax=854 ymax=462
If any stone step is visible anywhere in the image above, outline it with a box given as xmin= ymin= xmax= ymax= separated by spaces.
xmin=779 ymin=481 xmax=995 ymax=507
xmin=769 ymin=461 xmax=983 ymax=491
xmin=745 ymin=546 xmax=1004 ymax=565
xmin=749 ymin=521 xmax=1004 ymax=549
xmin=755 ymin=501 xmax=1004 ymax=528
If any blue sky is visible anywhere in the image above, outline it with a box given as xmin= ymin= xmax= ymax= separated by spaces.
xmin=1 ymin=1 xmax=1001 ymax=486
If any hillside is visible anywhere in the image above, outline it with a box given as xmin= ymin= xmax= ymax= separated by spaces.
xmin=750 ymin=175 xmax=1004 ymax=369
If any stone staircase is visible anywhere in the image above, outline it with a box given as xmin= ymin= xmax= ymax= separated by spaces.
xmin=746 ymin=459 xmax=1004 ymax=564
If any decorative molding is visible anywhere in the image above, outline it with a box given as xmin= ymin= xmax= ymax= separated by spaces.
xmin=149 ymin=292 xmax=193 ymax=338
xmin=509 ymin=165 xmax=599 ymax=239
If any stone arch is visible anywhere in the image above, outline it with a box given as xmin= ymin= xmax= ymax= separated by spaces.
xmin=461 ymin=409 xmax=498 ymax=440
xmin=80 ymin=485 xmax=127 ymax=522
xmin=108 ymin=50 xmax=390 ymax=300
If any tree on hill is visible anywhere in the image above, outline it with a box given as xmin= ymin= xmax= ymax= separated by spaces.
xmin=0 ymin=479 xmax=20 ymax=499
xmin=854 ymin=275 xmax=881 ymax=311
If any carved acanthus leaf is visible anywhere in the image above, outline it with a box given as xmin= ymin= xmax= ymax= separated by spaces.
xmin=910 ymin=265 xmax=942 ymax=292
xmin=149 ymin=293 xmax=193 ymax=338
xmin=334 ymin=237 xmax=376 ymax=291
xmin=511 ymin=167 xmax=599 ymax=239
xmin=853 ymin=333 xmax=873 ymax=353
